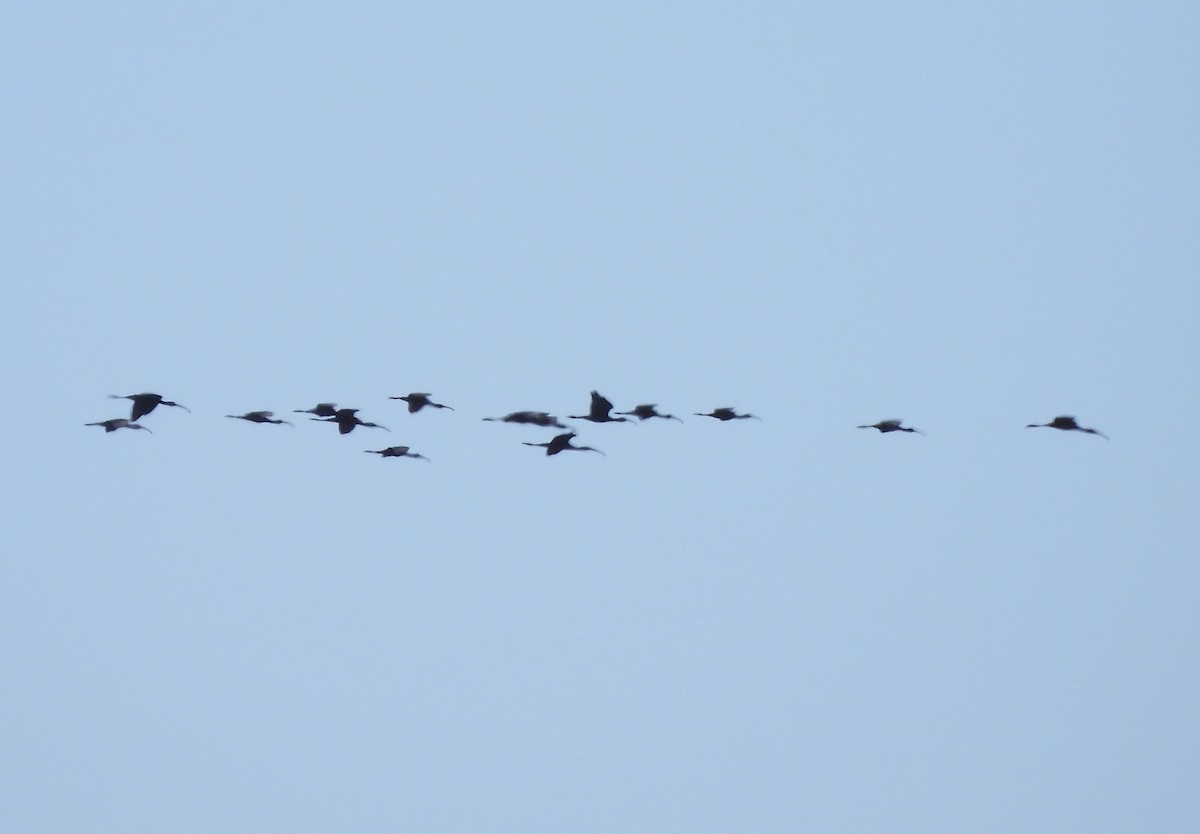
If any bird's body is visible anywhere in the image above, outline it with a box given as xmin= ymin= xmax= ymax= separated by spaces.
xmin=312 ymin=408 xmax=390 ymax=435
xmin=226 ymin=411 xmax=293 ymax=426
xmin=858 ymin=419 xmax=924 ymax=435
xmin=616 ymin=403 xmax=683 ymax=422
xmin=86 ymin=418 xmax=151 ymax=433
xmin=1026 ymin=415 xmax=1108 ymax=439
xmin=569 ymin=391 xmax=633 ymax=423
xmin=523 ymin=431 xmax=605 ymax=456
xmin=695 ymin=407 xmax=760 ymax=421
xmin=365 ymin=445 xmax=429 ymax=461
xmin=294 ymin=403 xmax=339 ymax=418
xmin=483 ymin=411 xmax=568 ymax=428
xmin=389 ymin=392 xmax=453 ymax=413
xmin=109 ymin=393 xmax=190 ymax=421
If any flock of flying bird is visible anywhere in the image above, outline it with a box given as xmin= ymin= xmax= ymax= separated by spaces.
xmin=86 ymin=390 xmax=1110 ymax=459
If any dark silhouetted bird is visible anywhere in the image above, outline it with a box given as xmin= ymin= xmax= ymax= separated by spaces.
xmin=389 ymin=392 xmax=453 ymax=413
xmin=312 ymin=408 xmax=390 ymax=435
xmin=615 ymin=403 xmax=683 ymax=422
xmin=1026 ymin=415 xmax=1108 ymax=439
xmin=109 ymin=393 xmax=190 ymax=421
xmin=86 ymin=418 xmax=151 ymax=433
xmin=364 ymin=445 xmax=430 ymax=461
xmin=569 ymin=391 xmax=634 ymax=423
xmin=858 ymin=419 xmax=924 ymax=435
xmin=695 ymin=407 xmax=760 ymax=421
xmin=483 ymin=411 xmax=568 ymax=428
xmin=294 ymin=403 xmax=339 ymax=418
xmin=226 ymin=411 xmax=293 ymax=426
xmin=523 ymin=431 xmax=605 ymax=456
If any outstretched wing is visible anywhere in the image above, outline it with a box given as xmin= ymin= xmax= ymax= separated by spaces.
xmin=591 ymin=391 xmax=615 ymax=416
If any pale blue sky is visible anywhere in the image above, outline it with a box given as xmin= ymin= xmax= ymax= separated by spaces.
xmin=3 ymin=3 xmax=1198 ymax=832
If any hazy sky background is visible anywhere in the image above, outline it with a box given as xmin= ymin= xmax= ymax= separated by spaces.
xmin=3 ymin=2 xmax=1198 ymax=832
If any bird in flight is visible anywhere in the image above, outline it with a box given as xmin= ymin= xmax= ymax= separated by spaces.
xmin=364 ymin=445 xmax=430 ymax=461
xmin=226 ymin=411 xmax=293 ymax=426
xmin=86 ymin=418 xmax=151 ymax=433
xmin=1026 ymin=415 xmax=1108 ymax=439
xmin=311 ymin=408 xmax=390 ymax=435
xmin=483 ymin=411 xmax=568 ymax=428
xmin=569 ymin=391 xmax=634 ymax=423
xmin=523 ymin=431 xmax=605 ymax=457
xmin=615 ymin=403 xmax=683 ymax=422
xmin=109 ymin=393 xmax=190 ymax=421
xmin=389 ymin=392 xmax=454 ymax=413
xmin=858 ymin=419 xmax=924 ymax=435
xmin=294 ymin=403 xmax=339 ymax=418
xmin=695 ymin=407 xmax=760 ymax=421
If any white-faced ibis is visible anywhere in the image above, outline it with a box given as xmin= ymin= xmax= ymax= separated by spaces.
xmin=365 ymin=445 xmax=430 ymax=461
xmin=858 ymin=419 xmax=924 ymax=435
xmin=87 ymin=418 xmax=151 ymax=433
xmin=523 ymin=431 xmax=605 ymax=457
xmin=226 ymin=411 xmax=293 ymax=426
xmin=294 ymin=403 xmax=339 ymax=418
xmin=483 ymin=411 xmax=568 ymax=428
xmin=1026 ymin=415 xmax=1108 ymax=439
xmin=109 ymin=393 xmax=190 ymax=421
xmin=616 ymin=403 xmax=683 ymax=422
xmin=695 ymin=407 xmax=760 ymax=421
xmin=312 ymin=408 xmax=390 ymax=435
xmin=569 ymin=391 xmax=634 ymax=423
xmin=389 ymin=392 xmax=453 ymax=413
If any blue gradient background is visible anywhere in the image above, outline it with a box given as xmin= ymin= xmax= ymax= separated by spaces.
xmin=3 ymin=3 xmax=1197 ymax=832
